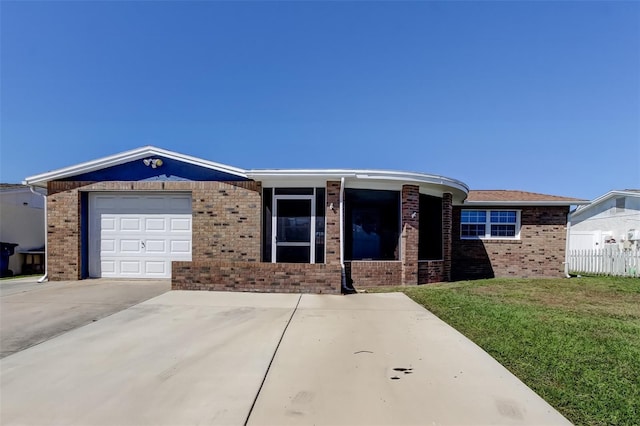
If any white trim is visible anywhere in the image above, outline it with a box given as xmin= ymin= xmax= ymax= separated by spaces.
xmin=346 ymin=180 xmax=403 ymax=192
xmin=462 ymin=200 xmax=588 ymax=207
xmin=248 ymin=169 xmax=468 ymax=196
xmin=272 ymin=194 xmax=316 ymax=263
xmin=571 ymin=190 xmax=640 ymax=218
xmin=24 ymin=146 xmax=248 ymax=187
xmin=260 ymin=178 xmax=330 ymax=188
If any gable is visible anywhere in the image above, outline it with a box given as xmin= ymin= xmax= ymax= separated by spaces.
xmin=60 ymin=155 xmax=248 ymax=182
xmin=24 ymin=146 xmax=249 ymax=187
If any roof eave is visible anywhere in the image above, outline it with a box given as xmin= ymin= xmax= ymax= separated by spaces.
xmin=24 ymin=146 xmax=248 ymax=186
xmin=462 ymin=200 xmax=590 ymax=207
xmin=247 ymin=169 xmax=470 ymax=194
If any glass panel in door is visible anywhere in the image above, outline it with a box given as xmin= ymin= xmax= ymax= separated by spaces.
xmin=274 ymin=198 xmax=313 ymax=263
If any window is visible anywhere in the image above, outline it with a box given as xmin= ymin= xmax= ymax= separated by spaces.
xmin=345 ymin=189 xmax=400 ymax=260
xmin=616 ymin=197 xmax=626 ymax=214
xmin=461 ymin=210 xmax=520 ymax=239
xmin=419 ymin=194 xmax=443 ymax=260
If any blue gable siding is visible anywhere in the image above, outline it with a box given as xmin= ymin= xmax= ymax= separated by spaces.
xmin=61 ymin=156 xmax=249 ymax=182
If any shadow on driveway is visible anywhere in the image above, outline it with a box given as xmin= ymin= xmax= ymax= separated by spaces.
xmin=0 ymin=278 xmax=170 ymax=358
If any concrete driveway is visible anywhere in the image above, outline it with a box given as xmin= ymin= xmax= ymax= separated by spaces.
xmin=0 ymin=277 xmax=170 ymax=357
xmin=0 ymin=290 xmax=571 ymax=426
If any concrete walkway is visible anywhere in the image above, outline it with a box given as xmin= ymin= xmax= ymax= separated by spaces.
xmin=0 ymin=291 xmax=571 ymax=425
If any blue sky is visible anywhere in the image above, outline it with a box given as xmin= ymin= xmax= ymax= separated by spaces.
xmin=1 ymin=1 xmax=638 ymax=201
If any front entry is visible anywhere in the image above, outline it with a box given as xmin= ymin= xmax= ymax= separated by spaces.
xmin=273 ymin=196 xmax=316 ymax=263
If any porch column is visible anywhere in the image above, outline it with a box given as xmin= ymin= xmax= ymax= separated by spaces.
xmin=401 ymin=185 xmax=420 ymax=286
xmin=443 ymin=192 xmax=453 ymax=281
xmin=325 ymin=181 xmax=341 ymax=265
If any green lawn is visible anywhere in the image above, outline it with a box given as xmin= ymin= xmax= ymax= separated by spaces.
xmin=372 ymin=277 xmax=640 ymax=426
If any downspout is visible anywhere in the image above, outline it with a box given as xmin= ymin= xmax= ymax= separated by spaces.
xmin=28 ymin=185 xmax=48 ymax=283
xmin=564 ymin=209 xmax=573 ymax=278
xmin=339 ymin=177 xmax=346 ymax=289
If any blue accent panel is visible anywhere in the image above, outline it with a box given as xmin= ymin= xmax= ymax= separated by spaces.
xmin=80 ymin=193 xmax=89 ymax=279
xmin=61 ymin=156 xmax=249 ymax=182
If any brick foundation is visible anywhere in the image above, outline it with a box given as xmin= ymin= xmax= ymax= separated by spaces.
xmin=173 ymin=261 xmax=341 ymax=293
xmin=348 ymin=261 xmax=402 ymax=287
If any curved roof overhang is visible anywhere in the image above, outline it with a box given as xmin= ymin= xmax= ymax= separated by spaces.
xmin=246 ymin=169 xmax=469 ymax=203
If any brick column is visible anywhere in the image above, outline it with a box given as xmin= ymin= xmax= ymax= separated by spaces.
xmin=47 ymin=181 xmax=84 ymax=280
xmin=401 ymin=185 xmax=419 ymax=286
xmin=325 ymin=181 xmax=341 ymax=265
xmin=442 ymin=192 xmax=453 ymax=281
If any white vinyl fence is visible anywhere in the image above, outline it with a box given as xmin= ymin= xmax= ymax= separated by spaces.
xmin=568 ymin=249 xmax=640 ymax=277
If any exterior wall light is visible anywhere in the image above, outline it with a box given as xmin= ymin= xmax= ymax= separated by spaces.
xmin=143 ymin=158 xmax=164 ymax=168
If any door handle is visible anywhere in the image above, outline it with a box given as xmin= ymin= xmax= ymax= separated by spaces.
xmin=141 ymin=241 xmax=146 ymax=249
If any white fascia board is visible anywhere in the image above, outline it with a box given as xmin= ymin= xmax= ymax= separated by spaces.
xmin=572 ymin=191 xmax=640 ymax=216
xmin=462 ymin=200 xmax=590 ymax=207
xmin=24 ymin=146 xmax=248 ymax=187
xmin=248 ymin=169 xmax=469 ymax=194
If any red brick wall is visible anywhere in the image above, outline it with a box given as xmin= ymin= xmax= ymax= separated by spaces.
xmin=418 ymin=260 xmax=445 ymax=284
xmin=401 ymin=185 xmax=419 ymax=286
xmin=173 ymin=261 xmax=341 ymax=293
xmin=452 ymin=206 xmax=569 ymax=280
xmin=348 ymin=261 xmax=402 ymax=287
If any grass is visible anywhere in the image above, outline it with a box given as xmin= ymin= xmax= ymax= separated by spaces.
xmin=371 ymin=277 xmax=640 ymax=426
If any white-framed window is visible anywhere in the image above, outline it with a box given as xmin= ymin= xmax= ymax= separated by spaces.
xmin=461 ymin=209 xmax=521 ymax=239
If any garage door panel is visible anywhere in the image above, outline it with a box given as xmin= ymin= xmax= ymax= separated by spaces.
xmin=170 ymin=197 xmax=192 ymax=210
xmin=120 ymin=240 xmax=142 ymax=253
xmin=120 ymin=261 xmax=142 ymax=274
xmin=89 ymin=193 xmax=192 ymax=279
xmin=145 ymin=218 xmax=167 ymax=231
xmin=170 ymin=240 xmax=191 ymax=254
xmin=145 ymin=240 xmax=166 ymax=253
xmin=120 ymin=217 xmax=142 ymax=231
xmin=101 ymin=239 xmax=116 ymax=253
xmin=170 ymin=218 xmax=191 ymax=231
xmin=94 ymin=196 xmax=117 ymax=209
xmin=101 ymin=217 xmax=117 ymax=232
xmin=144 ymin=261 xmax=167 ymax=275
xmin=101 ymin=260 xmax=116 ymax=274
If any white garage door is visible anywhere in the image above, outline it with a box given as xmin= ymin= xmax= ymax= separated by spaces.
xmin=89 ymin=193 xmax=192 ymax=278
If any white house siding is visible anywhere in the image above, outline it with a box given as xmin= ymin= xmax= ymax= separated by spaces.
xmin=0 ymin=188 xmax=45 ymax=274
xmin=570 ymin=194 xmax=640 ymax=250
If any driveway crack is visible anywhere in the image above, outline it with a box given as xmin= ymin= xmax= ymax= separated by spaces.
xmin=243 ymin=293 xmax=302 ymax=426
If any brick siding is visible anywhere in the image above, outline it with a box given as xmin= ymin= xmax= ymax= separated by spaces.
xmin=325 ymin=181 xmax=341 ymax=265
xmin=452 ymin=206 xmax=569 ymax=280
xmin=401 ymin=185 xmax=419 ymax=286
xmin=348 ymin=260 xmax=402 ymax=287
xmin=47 ymin=180 xmax=262 ymax=281
xmin=418 ymin=260 xmax=445 ymax=284
xmin=173 ymin=261 xmax=341 ymax=293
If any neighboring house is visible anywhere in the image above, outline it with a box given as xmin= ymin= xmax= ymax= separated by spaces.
xmin=24 ymin=146 xmax=587 ymax=292
xmin=0 ymin=184 xmax=46 ymax=276
xmin=569 ymin=190 xmax=640 ymax=251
